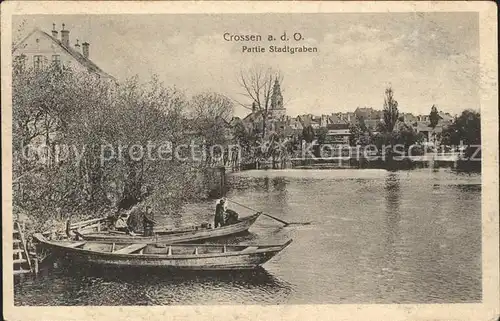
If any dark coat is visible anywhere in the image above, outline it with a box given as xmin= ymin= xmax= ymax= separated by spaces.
xmin=215 ymin=203 xmax=225 ymax=218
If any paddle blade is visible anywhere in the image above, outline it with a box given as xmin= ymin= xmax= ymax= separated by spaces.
xmin=285 ymin=222 xmax=312 ymax=226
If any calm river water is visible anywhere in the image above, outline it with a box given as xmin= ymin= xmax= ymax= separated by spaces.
xmin=14 ymin=168 xmax=482 ymax=305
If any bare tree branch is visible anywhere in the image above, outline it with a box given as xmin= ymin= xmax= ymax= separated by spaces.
xmin=236 ymin=66 xmax=284 ymax=138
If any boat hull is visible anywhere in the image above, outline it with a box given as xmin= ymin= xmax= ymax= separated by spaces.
xmin=50 ymin=248 xmax=281 ymax=270
xmin=80 ymin=213 xmax=261 ymax=244
xmin=33 ymin=234 xmax=292 ymax=271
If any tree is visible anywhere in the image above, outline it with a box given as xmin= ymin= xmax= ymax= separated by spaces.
xmin=189 ymin=92 xmax=234 ymax=165
xmin=441 ymin=110 xmax=481 ymax=171
xmin=316 ymin=127 xmax=328 ymax=145
xmin=382 ymin=87 xmax=399 ymax=133
xmin=348 ymin=123 xmax=361 ymax=146
xmin=236 ymin=66 xmax=283 ymax=139
xmin=358 ymin=116 xmax=368 ymax=132
xmin=349 ymin=115 xmax=372 ymax=146
xmin=441 ymin=110 xmax=481 ymax=148
xmin=190 ymin=92 xmax=233 ymax=124
xmin=376 ymin=121 xmax=387 ymax=133
xmin=13 ymin=64 xmax=118 ymax=228
xmin=428 ymin=104 xmax=440 ymax=146
xmin=393 ymin=123 xmax=419 ymax=151
xmin=302 ymin=125 xmax=315 ymax=143
xmin=429 ymin=105 xmax=440 ymax=129
xmin=233 ymin=121 xmax=257 ymax=163
xmin=108 ymin=75 xmax=188 ymax=207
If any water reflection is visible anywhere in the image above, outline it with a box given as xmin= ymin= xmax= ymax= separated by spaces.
xmin=384 ymin=172 xmax=402 ymax=239
xmin=17 ymin=263 xmax=292 ymax=305
xmin=272 ymin=177 xmax=288 ymax=191
xmin=452 ymin=184 xmax=481 ymax=193
xmin=264 ymin=176 xmax=270 ymax=191
xmin=229 ymin=176 xmax=289 ymax=193
xmin=380 ymin=172 xmax=402 ymax=297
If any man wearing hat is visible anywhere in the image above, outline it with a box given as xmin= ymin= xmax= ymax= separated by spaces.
xmin=214 ymin=199 xmax=226 ymax=228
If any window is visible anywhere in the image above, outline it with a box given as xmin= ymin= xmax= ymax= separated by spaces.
xmin=51 ymin=54 xmax=61 ymax=67
xmin=33 ymin=55 xmax=43 ymax=71
xmin=14 ymin=54 xmax=26 ymax=71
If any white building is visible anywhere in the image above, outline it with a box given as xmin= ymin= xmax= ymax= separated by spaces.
xmin=12 ymin=23 xmax=114 ymax=80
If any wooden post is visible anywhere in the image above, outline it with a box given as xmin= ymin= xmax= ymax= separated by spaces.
xmin=34 ymin=258 xmax=39 ymax=275
xmin=220 ymin=166 xmax=226 ymax=198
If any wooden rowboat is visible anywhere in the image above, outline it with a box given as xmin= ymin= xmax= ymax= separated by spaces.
xmin=33 ymin=233 xmax=292 ymax=270
xmin=78 ymin=212 xmax=262 ymax=244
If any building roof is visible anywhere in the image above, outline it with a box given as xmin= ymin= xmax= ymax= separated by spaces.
xmin=328 ymin=113 xmax=348 ymax=125
xmin=334 ymin=112 xmax=356 ymax=123
xmin=415 ymin=121 xmax=432 ymax=132
xmin=13 ymin=28 xmax=115 ymax=80
xmin=229 ymin=117 xmax=243 ymax=127
xmin=438 ymin=111 xmax=454 ymax=122
xmin=298 ymin=114 xmax=321 ymax=127
xmin=402 ymin=112 xmax=417 ymax=122
xmin=354 ymin=107 xmax=382 ymax=120
xmin=364 ymin=119 xmax=382 ymax=130
xmin=242 ymin=110 xmax=263 ymax=122
xmin=326 ymin=123 xmax=349 ymax=130
xmin=287 ymin=117 xmax=303 ymax=128
xmin=214 ymin=115 xmax=231 ymax=126
xmin=326 ymin=128 xmax=351 ymax=135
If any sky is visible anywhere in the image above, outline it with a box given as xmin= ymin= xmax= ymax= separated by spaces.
xmin=13 ymin=13 xmax=479 ymax=118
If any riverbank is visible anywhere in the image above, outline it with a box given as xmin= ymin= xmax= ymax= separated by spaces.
xmin=238 ymin=157 xmax=481 ymax=172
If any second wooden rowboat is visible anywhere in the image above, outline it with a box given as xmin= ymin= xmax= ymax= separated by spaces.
xmin=77 ymin=212 xmax=262 ymax=244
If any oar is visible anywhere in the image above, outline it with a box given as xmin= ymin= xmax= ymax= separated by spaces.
xmin=226 ymin=199 xmax=311 ymax=226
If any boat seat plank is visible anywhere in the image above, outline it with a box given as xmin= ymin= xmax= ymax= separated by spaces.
xmin=13 ymin=269 xmax=32 ymax=275
xmin=113 ymin=243 xmax=147 ymax=254
xmin=66 ymin=241 xmax=86 ymax=248
xmin=240 ymin=246 xmax=258 ymax=253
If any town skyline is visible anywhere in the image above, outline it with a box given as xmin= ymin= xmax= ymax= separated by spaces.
xmin=13 ymin=13 xmax=479 ymax=117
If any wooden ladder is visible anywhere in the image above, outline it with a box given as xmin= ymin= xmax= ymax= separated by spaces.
xmin=13 ymin=221 xmax=32 ymax=276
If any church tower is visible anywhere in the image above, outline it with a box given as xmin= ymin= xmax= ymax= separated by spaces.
xmin=270 ymin=77 xmax=285 ymax=118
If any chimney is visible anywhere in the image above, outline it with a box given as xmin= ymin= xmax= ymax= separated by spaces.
xmin=60 ymin=23 xmax=70 ymax=47
xmin=321 ymin=114 xmax=328 ymax=127
xmin=51 ymin=23 xmax=58 ymax=38
xmin=74 ymin=39 xmax=81 ymax=53
xmin=82 ymin=42 xmax=90 ymax=58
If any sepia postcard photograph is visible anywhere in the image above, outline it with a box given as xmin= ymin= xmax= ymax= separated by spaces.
xmin=1 ymin=1 xmax=498 ymax=321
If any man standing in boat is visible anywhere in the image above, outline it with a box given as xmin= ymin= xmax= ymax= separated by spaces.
xmin=214 ymin=199 xmax=226 ymax=228
xmin=143 ymin=206 xmax=156 ymax=237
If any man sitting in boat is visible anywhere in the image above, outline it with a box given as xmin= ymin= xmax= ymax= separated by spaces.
xmin=112 ymin=212 xmax=137 ymax=236
xmin=114 ymin=213 xmax=128 ymax=232
xmin=214 ymin=199 xmax=226 ymax=228
xmin=224 ymin=209 xmax=239 ymax=225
